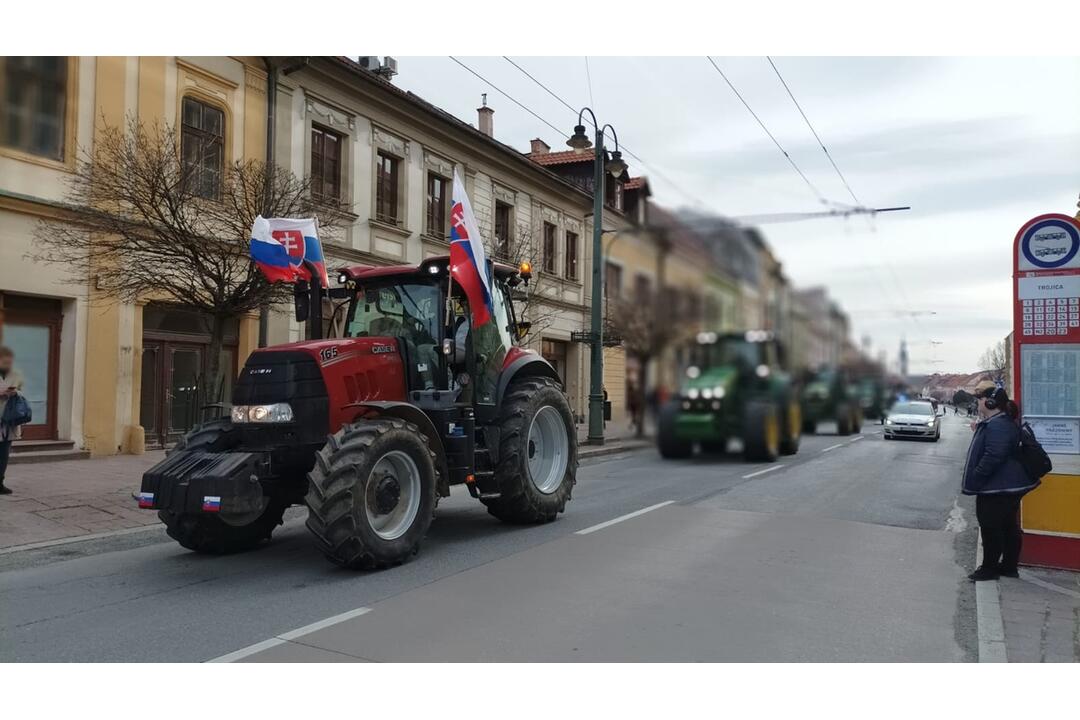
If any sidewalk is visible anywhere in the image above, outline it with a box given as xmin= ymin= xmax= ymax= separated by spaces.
xmin=0 ymin=452 xmax=167 ymax=549
xmin=0 ymin=430 xmax=651 ymax=551
xmin=999 ymin=568 xmax=1080 ymax=662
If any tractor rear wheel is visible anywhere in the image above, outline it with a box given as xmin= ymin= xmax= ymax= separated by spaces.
xmin=159 ymin=418 xmax=287 ymax=554
xmin=658 ymin=400 xmax=693 ymax=459
xmin=779 ymin=398 xmax=801 ymax=456
xmin=305 ymin=418 xmax=438 ymax=570
xmin=852 ymin=407 xmax=864 ymax=434
xmin=482 ymin=377 xmax=577 ymax=524
xmin=743 ymin=401 xmax=780 ymax=462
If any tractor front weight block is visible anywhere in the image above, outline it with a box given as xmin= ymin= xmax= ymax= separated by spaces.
xmin=140 ymin=450 xmax=268 ymax=516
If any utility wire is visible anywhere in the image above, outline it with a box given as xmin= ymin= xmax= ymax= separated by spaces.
xmin=705 ymin=56 xmax=830 ymax=207
xmin=766 ymin=56 xmax=860 ymax=207
xmin=448 ymin=56 xmax=568 ymax=140
xmin=584 ymin=56 xmax=596 ymax=109
xmin=498 ymin=56 xmax=709 ymax=208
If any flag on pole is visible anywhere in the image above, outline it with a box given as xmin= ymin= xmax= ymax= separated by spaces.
xmin=249 ymin=216 xmax=330 ymax=288
xmin=449 ymin=171 xmax=493 ymax=327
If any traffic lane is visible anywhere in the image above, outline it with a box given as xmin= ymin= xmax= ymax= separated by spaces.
xmin=243 ymin=502 xmax=965 ymax=662
xmin=700 ymin=417 xmax=968 ymax=530
xmin=0 ymin=433 xmax=844 ymax=662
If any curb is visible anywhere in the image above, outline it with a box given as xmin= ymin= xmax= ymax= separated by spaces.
xmin=0 ymin=523 xmax=163 ymax=556
xmin=974 ymin=533 xmax=1008 ymax=662
xmin=579 ymin=441 xmax=651 ymax=461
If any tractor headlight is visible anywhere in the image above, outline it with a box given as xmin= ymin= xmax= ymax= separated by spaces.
xmin=231 ymin=403 xmax=294 ymax=424
xmin=713 ymin=386 xmax=726 ymax=399
xmin=702 ymin=388 xmax=713 ymax=400
xmin=687 ymin=388 xmax=700 ymax=400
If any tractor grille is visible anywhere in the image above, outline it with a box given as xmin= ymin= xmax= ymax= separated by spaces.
xmin=232 ymin=350 xmax=329 ymax=447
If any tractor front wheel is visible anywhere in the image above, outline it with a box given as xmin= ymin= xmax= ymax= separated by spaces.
xmin=482 ymin=377 xmax=577 ymax=524
xmin=658 ymin=400 xmax=693 ymax=459
xmin=305 ymin=418 xmax=438 ymax=570
xmin=743 ymin=401 xmax=780 ymax=462
xmin=836 ymin=404 xmax=853 ymax=436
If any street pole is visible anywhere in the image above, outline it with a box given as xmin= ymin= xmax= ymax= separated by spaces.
xmin=587 ymin=127 xmax=606 ymax=445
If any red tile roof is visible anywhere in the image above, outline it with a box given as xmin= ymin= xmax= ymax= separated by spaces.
xmin=624 ymin=176 xmax=646 ymax=190
xmin=525 ymin=149 xmax=593 ymax=166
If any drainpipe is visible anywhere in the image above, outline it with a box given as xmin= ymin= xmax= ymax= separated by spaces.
xmin=258 ymin=58 xmax=277 ymax=348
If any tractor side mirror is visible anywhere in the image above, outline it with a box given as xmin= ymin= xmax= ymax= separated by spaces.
xmin=514 ymin=321 xmax=532 ymax=341
xmin=293 ymin=280 xmax=311 ymax=322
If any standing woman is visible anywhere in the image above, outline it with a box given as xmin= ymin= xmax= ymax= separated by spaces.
xmin=0 ymin=345 xmax=24 ymax=495
xmin=962 ymin=380 xmax=1038 ymax=580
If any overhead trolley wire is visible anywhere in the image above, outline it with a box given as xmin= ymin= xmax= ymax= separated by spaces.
xmin=705 ymin=56 xmax=832 ymax=207
xmin=766 ymin=56 xmax=861 ymax=207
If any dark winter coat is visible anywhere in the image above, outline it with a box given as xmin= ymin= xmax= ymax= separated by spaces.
xmin=961 ymin=412 xmax=1039 ymax=495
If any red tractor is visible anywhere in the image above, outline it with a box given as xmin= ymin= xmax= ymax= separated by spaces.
xmin=138 ymin=256 xmax=578 ymax=569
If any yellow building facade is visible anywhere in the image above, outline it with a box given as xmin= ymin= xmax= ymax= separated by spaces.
xmin=0 ymin=56 xmax=265 ymax=456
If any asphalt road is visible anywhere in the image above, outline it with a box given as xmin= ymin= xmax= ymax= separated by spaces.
xmin=0 ymin=413 xmax=979 ymax=662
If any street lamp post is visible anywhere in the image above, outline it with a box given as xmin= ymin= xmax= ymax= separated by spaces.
xmin=567 ymin=108 xmax=627 ymax=445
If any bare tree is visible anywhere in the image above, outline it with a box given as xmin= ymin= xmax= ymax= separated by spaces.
xmin=978 ymin=339 xmax=1008 ymax=382
xmin=32 ymin=116 xmax=332 ymax=408
xmin=606 ymin=288 xmax=694 ymax=437
xmin=476 ymin=218 xmax=557 ymax=344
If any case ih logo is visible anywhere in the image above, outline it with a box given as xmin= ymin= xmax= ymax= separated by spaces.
xmin=248 ymin=367 xmax=273 ymax=375
xmin=372 ymin=344 xmax=396 ymax=354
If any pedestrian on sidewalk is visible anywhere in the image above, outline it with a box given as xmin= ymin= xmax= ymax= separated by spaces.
xmin=0 ymin=345 xmax=26 ymax=495
xmin=961 ymin=381 xmax=1037 ymax=581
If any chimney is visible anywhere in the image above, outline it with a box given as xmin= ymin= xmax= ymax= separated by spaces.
xmin=530 ymin=138 xmax=550 ymax=155
xmin=477 ymin=93 xmax=494 ymax=137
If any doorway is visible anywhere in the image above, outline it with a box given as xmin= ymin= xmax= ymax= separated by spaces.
xmin=140 ymin=304 xmax=238 ymax=449
xmin=0 ymin=294 xmax=62 ymax=441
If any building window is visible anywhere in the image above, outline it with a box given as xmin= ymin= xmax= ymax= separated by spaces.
xmin=180 ymin=96 xmax=225 ymax=200
xmin=494 ymin=201 xmax=512 ymax=259
xmin=604 ymin=261 xmax=622 ymax=299
xmin=426 ymin=173 xmax=448 ymax=238
xmin=542 ymin=222 xmax=557 ymax=274
xmin=0 ymin=56 xmax=69 ymax=161
xmin=565 ymin=230 xmax=579 ymax=280
xmin=310 ymin=125 xmax=342 ymax=201
xmin=605 ymin=179 xmax=623 ymax=211
xmin=375 ymin=151 xmax=400 ymax=224
xmin=634 ymin=273 xmax=652 ymax=302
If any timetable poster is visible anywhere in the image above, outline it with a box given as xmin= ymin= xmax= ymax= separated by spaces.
xmin=1021 ymin=344 xmax=1080 ymax=417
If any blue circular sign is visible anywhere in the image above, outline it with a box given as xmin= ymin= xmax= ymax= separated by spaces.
xmin=1021 ymin=218 xmax=1080 ymax=269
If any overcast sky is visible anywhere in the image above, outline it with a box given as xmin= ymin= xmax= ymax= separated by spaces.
xmin=392 ymin=57 xmax=1080 ymax=374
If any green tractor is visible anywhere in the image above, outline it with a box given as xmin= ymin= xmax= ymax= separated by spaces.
xmin=799 ymin=366 xmax=863 ymax=436
xmin=658 ymin=331 xmax=802 ymax=462
xmin=856 ymin=376 xmax=889 ymax=424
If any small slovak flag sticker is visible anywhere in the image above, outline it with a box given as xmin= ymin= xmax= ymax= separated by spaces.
xmin=202 ymin=496 xmax=222 ymax=512
xmin=136 ymin=492 xmax=155 ymax=509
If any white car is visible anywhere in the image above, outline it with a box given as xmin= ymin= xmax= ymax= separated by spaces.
xmin=883 ymin=400 xmax=940 ymax=441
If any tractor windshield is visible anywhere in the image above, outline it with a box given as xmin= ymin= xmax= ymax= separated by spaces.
xmin=346 ymin=282 xmax=442 ymax=389
xmin=692 ymin=339 xmax=761 ymax=370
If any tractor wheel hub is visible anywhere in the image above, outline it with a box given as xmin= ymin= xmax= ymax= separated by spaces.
xmin=374 ymin=474 xmax=401 ymax=514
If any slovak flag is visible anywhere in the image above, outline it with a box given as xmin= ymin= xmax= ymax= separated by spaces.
xmin=249 ymin=216 xmax=330 ymax=288
xmin=449 ymin=170 xmax=493 ymax=327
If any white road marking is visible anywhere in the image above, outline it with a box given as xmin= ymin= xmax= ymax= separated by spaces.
xmin=741 ymin=464 xmax=785 ymax=479
xmin=575 ymin=501 xmax=675 ymax=536
xmin=821 ymin=443 xmax=845 ymax=453
xmin=846 ymin=435 xmax=865 ymax=443
xmin=207 ymin=607 xmax=372 ymax=663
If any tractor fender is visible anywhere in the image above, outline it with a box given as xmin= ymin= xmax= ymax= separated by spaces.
xmin=347 ymin=401 xmax=451 ymax=498
xmin=497 ymin=354 xmax=560 ymax=408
